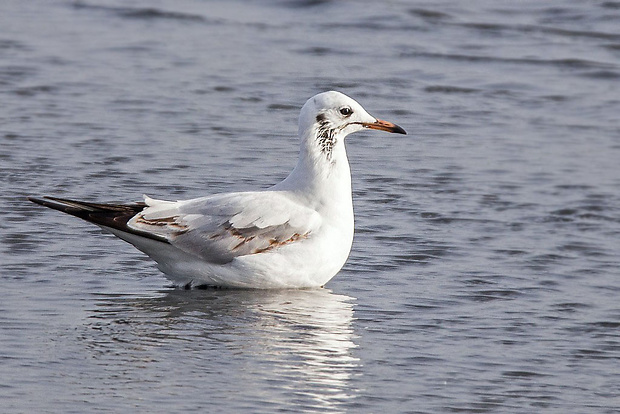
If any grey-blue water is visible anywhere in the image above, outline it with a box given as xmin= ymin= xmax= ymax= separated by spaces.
xmin=1 ymin=0 xmax=619 ymax=412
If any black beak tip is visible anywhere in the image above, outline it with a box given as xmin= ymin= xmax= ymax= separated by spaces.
xmin=394 ymin=124 xmax=407 ymax=135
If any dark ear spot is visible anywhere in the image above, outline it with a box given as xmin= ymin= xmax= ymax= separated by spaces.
xmin=316 ymin=113 xmax=326 ymax=123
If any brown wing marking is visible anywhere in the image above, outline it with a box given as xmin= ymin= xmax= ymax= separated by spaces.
xmin=133 ymin=215 xmax=189 ymax=234
xmin=251 ymin=232 xmax=309 ymax=254
xmin=206 ymin=221 xmax=310 ymax=255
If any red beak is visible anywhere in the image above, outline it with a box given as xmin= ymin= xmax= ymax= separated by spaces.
xmin=363 ymin=119 xmax=407 ymax=134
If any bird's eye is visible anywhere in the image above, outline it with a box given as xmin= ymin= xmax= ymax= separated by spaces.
xmin=340 ymin=107 xmax=353 ymax=116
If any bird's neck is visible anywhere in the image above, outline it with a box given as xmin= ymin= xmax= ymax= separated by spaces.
xmin=274 ymin=137 xmax=352 ymax=211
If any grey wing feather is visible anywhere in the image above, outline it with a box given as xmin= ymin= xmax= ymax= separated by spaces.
xmin=127 ymin=192 xmax=321 ymax=263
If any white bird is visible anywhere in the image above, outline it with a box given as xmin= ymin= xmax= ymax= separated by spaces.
xmin=29 ymin=91 xmax=406 ymax=289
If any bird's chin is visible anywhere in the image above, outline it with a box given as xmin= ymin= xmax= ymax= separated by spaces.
xmin=342 ymin=123 xmax=367 ymax=136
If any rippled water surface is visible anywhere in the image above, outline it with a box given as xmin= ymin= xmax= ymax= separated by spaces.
xmin=1 ymin=0 xmax=619 ymax=412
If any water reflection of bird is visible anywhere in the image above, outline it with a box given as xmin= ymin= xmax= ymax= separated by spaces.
xmin=87 ymin=288 xmax=360 ymax=411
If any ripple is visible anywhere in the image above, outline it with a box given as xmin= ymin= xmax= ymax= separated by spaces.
xmin=502 ymin=370 xmax=547 ymax=378
xmin=408 ymin=8 xmax=452 ymax=21
xmin=267 ymin=103 xmax=299 ymax=111
xmin=461 ymin=289 xmax=524 ymax=302
xmin=282 ymin=0 xmax=333 ymax=8
xmin=0 ymin=39 xmax=29 ymax=51
xmin=453 ymin=21 xmax=620 ymax=41
xmin=295 ymin=46 xmax=351 ymax=57
xmin=424 ymin=85 xmax=480 ymax=94
xmin=0 ymin=65 xmax=37 ymax=83
xmin=402 ymin=51 xmax=617 ymax=70
xmin=116 ymin=8 xmax=207 ymax=22
xmin=552 ymin=302 xmax=593 ymax=313
xmin=12 ymin=85 xmax=58 ymax=97
xmin=73 ymin=3 xmax=211 ymax=23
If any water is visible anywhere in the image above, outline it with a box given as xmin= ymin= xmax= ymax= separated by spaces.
xmin=1 ymin=0 xmax=619 ymax=412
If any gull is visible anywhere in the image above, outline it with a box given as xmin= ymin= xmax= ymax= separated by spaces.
xmin=29 ymin=91 xmax=406 ymax=289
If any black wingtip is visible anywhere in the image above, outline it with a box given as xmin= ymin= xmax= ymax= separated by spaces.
xmin=28 ymin=196 xmax=96 ymax=220
xmin=28 ymin=196 xmax=67 ymax=210
xmin=27 ymin=195 xmax=167 ymax=243
xmin=26 ymin=196 xmax=48 ymax=206
xmin=28 ymin=196 xmax=46 ymax=205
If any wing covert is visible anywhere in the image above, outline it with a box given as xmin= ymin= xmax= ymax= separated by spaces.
xmin=128 ymin=192 xmax=321 ymax=263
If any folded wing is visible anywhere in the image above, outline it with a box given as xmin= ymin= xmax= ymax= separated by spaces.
xmin=128 ymin=192 xmax=321 ymax=264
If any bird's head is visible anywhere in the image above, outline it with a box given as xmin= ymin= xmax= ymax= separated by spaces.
xmin=299 ymin=91 xmax=406 ymax=160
